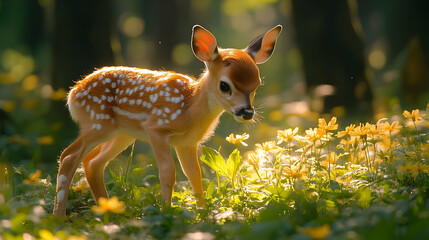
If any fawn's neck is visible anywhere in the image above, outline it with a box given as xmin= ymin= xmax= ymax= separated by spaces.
xmin=194 ymin=72 xmax=223 ymax=115
xmin=171 ymin=71 xmax=224 ymax=145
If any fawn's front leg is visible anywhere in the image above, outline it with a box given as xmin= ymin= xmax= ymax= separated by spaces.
xmin=145 ymin=128 xmax=176 ymax=204
xmin=175 ymin=145 xmax=204 ymax=206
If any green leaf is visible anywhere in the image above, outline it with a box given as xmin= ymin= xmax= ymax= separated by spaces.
xmin=200 ymin=147 xmax=228 ymax=177
xmin=206 ymin=181 xmax=215 ymax=199
xmin=226 ymin=148 xmax=242 ymax=181
xmin=358 ymin=188 xmax=372 ymax=208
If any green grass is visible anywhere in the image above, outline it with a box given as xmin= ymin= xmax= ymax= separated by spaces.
xmin=0 ymin=107 xmax=428 ymax=240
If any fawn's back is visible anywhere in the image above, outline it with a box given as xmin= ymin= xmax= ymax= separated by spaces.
xmin=68 ymin=67 xmax=196 ymax=136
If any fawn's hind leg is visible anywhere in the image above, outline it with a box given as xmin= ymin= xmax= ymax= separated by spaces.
xmin=82 ymin=133 xmax=135 ymax=202
xmin=53 ymin=131 xmax=112 ymax=217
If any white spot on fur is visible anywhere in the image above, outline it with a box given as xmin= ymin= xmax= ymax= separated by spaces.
xmin=157 ymin=119 xmax=164 ymax=125
xmin=57 ymin=190 xmax=65 ymax=203
xmin=170 ymin=109 xmax=182 ymax=121
xmin=112 ymin=107 xmax=149 ymax=120
xmin=91 ymin=123 xmax=102 ymax=130
xmin=150 ymin=94 xmax=158 ymax=103
xmin=58 ymin=175 xmax=67 ymax=186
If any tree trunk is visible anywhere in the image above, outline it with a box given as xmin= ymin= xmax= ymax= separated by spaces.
xmin=291 ymin=0 xmax=373 ymax=119
xmin=52 ymin=0 xmax=115 ymax=140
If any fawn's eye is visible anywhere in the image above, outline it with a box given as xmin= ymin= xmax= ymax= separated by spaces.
xmin=219 ymin=81 xmax=231 ymax=93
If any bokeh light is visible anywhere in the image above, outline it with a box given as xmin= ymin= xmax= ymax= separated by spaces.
xmin=22 ymin=75 xmax=39 ymax=92
xmin=121 ymin=16 xmax=145 ymax=37
xmin=368 ymin=50 xmax=386 ymax=69
xmin=172 ymin=43 xmax=194 ymax=66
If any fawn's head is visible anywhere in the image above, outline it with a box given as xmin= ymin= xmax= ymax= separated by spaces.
xmin=191 ymin=25 xmax=282 ymax=122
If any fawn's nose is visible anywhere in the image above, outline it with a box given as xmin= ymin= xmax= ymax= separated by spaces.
xmin=236 ymin=107 xmax=254 ymax=120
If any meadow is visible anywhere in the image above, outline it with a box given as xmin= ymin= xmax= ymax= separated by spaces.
xmin=0 ymin=104 xmax=428 ymax=240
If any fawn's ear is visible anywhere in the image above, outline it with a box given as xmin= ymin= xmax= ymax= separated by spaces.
xmin=245 ymin=25 xmax=282 ymax=64
xmin=192 ymin=25 xmax=219 ymax=62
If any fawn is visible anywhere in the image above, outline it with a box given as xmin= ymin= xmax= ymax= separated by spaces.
xmin=53 ymin=25 xmax=282 ymax=216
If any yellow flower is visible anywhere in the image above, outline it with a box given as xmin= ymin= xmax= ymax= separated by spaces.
xmin=302 ymin=224 xmax=331 ymax=240
xmin=283 ymin=164 xmax=308 ymax=179
xmin=39 ymin=229 xmax=55 ymax=240
xmin=365 ymin=123 xmax=380 ymax=136
xmin=91 ymin=196 xmax=125 ymax=215
xmin=71 ymin=181 xmax=88 ymax=192
xmin=403 ymin=109 xmax=425 ymax=123
xmin=336 ymin=124 xmax=356 ymax=138
xmin=305 ymin=128 xmax=321 ymax=142
xmin=23 ymin=170 xmax=42 ymax=185
xmin=255 ymin=141 xmax=281 ymax=154
xmin=7 ymin=135 xmax=30 ymax=145
xmin=67 ymin=236 xmax=88 ymax=240
xmin=322 ymin=152 xmax=338 ymax=168
xmin=37 ymin=135 xmax=54 ymax=145
xmin=277 ymin=127 xmax=299 ymax=144
xmin=379 ymin=121 xmax=402 ymax=134
xmin=245 ymin=151 xmax=260 ymax=166
xmin=318 ymin=117 xmax=338 ymax=131
xmin=339 ymin=138 xmax=356 ymax=147
xmin=379 ymin=138 xmax=399 ymax=150
xmin=350 ymin=124 xmax=369 ymax=139
xmin=226 ymin=133 xmax=249 ymax=146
